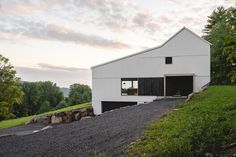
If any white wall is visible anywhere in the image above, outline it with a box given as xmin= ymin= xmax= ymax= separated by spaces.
xmin=92 ymin=28 xmax=210 ymax=115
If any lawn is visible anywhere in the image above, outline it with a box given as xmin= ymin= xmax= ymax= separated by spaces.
xmin=0 ymin=102 xmax=91 ymax=129
xmin=128 ymin=86 xmax=236 ymax=157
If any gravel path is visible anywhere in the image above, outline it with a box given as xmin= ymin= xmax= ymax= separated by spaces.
xmin=0 ymin=99 xmax=184 ymax=157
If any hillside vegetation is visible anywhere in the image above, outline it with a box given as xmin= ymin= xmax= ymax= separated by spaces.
xmin=128 ymin=86 xmax=236 ymax=157
xmin=0 ymin=102 xmax=91 ymax=129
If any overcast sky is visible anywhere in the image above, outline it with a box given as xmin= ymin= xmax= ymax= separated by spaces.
xmin=0 ymin=0 xmax=235 ymax=87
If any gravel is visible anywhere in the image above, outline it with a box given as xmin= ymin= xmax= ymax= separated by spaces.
xmin=0 ymin=98 xmax=184 ymax=157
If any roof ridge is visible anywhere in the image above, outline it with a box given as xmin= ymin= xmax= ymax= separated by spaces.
xmin=91 ymin=27 xmax=211 ymax=69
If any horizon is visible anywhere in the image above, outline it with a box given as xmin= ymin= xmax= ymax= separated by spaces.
xmin=0 ymin=0 xmax=235 ymax=87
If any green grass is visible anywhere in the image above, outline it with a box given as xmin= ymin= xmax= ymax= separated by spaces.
xmin=0 ymin=102 xmax=91 ymax=129
xmin=128 ymin=86 xmax=236 ymax=157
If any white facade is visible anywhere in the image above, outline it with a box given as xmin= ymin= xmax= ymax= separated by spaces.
xmin=91 ymin=27 xmax=211 ymax=115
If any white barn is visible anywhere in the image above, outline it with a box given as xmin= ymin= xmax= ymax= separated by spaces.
xmin=91 ymin=27 xmax=211 ymax=115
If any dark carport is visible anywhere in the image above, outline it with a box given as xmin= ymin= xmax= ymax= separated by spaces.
xmin=165 ymin=75 xmax=193 ymax=96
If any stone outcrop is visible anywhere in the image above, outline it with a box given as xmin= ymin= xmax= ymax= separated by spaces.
xmin=27 ymin=107 xmax=94 ymax=125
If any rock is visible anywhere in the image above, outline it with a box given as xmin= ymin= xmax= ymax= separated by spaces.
xmin=62 ymin=112 xmax=74 ymax=123
xmin=42 ymin=115 xmax=52 ymax=125
xmin=185 ymin=92 xmax=194 ymax=102
xmin=26 ymin=115 xmax=51 ymax=125
xmin=54 ymin=112 xmax=66 ymax=117
xmin=205 ymin=153 xmax=213 ymax=157
xmin=51 ymin=115 xmax=62 ymax=124
xmin=87 ymin=108 xmax=95 ymax=116
xmin=74 ymin=112 xmax=81 ymax=121
xmin=79 ymin=108 xmax=87 ymax=112
xmin=80 ymin=108 xmax=88 ymax=117
xmin=80 ymin=116 xmax=92 ymax=121
xmin=72 ymin=109 xmax=80 ymax=115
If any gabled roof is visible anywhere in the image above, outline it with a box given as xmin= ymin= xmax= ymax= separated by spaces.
xmin=91 ymin=27 xmax=211 ymax=69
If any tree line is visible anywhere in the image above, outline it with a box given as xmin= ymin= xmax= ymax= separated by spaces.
xmin=0 ymin=54 xmax=91 ymax=120
xmin=203 ymin=6 xmax=236 ymax=85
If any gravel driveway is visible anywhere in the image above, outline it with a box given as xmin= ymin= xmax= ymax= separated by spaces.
xmin=0 ymin=98 xmax=184 ymax=157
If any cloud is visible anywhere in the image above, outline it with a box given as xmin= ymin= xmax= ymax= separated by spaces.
xmin=0 ymin=18 xmax=129 ymax=49
xmin=179 ymin=17 xmax=195 ymax=24
xmin=132 ymin=11 xmax=162 ymax=32
xmin=15 ymin=66 xmax=92 ymax=87
xmin=0 ymin=0 xmax=164 ymax=43
xmin=159 ymin=15 xmax=173 ymax=24
xmin=133 ymin=12 xmax=149 ymax=27
xmin=37 ymin=63 xmax=89 ymax=72
xmin=75 ymin=0 xmax=135 ymax=14
xmin=0 ymin=0 xmax=68 ymax=15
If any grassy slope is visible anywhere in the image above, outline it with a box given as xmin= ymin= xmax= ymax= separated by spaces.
xmin=128 ymin=86 xmax=236 ymax=157
xmin=0 ymin=102 xmax=91 ymax=129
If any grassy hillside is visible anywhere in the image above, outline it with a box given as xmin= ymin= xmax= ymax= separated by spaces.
xmin=128 ymin=86 xmax=236 ymax=157
xmin=0 ymin=102 xmax=91 ymax=129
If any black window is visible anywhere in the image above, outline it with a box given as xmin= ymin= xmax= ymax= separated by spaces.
xmin=165 ymin=57 xmax=172 ymax=64
xmin=121 ymin=78 xmax=138 ymax=96
xmin=138 ymin=78 xmax=164 ymax=96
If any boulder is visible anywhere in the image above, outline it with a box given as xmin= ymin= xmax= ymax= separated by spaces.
xmin=80 ymin=108 xmax=88 ymax=117
xmin=51 ymin=115 xmax=62 ymax=124
xmin=26 ymin=115 xmax=51 ymax=125
xmin=54 ymin=112 xmax=66 ymax=117
xmin=42 ymin=115 xmax=52 ymax=125
xmin=72 ymin=109 xmax=80 ymax=115
xmin=80 ymin=116 xmax=92 ymax=121
xmin=74 ymin=112 xmax=81 ymax=121
xmin=62 ymin=111 xmax=74 ymax=123
xmin=87 ymin=108 xmax=95 ymax=116
xmin=205 ymin=153 xmax=213 ymax=157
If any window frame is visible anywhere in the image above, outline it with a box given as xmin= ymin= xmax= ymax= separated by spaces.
xmin=121 ymin=78 xmax=138 ymax=96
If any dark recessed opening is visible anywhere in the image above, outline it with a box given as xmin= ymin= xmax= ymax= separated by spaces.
xmin=165 ymin=57 xmax=172 ymax=64
xmin=102 ymin=101 xmax=137 ymax=113
xmin=166 ymin=76 xmax=193 ymax=96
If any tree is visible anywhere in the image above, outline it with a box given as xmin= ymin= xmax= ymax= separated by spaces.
xmin=20 ymin=82 xmax=41 ymax=115
xmin=13 ymin=81 xmax=64 ymax=117
xmin=0 ymin=54 xmax=24 ymax=120
xmin=68 ymin=84 xmax=91 ymax=105
xmin=56 ymin=100 xmax=68 ymax=109
xmin=39 ymin=81 xmax=64 ymax=108
xmin=203 ymin=6 xmax=236 ymax=84
xmin=39 ymin=101 xmax=51 ymax=113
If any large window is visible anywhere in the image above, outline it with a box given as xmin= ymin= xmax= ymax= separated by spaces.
xmin=121 ymin=78 xmax=138 ymax=95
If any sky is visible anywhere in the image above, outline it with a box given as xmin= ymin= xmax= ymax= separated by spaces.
xmin=0 ymin=0 xmax=235 ymax=87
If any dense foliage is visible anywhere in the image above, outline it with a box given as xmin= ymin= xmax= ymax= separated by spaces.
xmin=13 ymin=82 xmax=92 ymax=118
xmin=68 ymin=84 xmax=92 ymax=105
xmin=0 ymin=54 xmax=24 ymax=120
xmin=128 ymin=86 xmax=236 ymax=156
xmin=13 ymin=81 xmax=64 ymax=117
xmin=203 ymin=6 xmax=236 ymax=85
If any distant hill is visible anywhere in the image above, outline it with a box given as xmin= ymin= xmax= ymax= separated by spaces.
xmin=60 ymin=87 xmax=70 ymax=97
